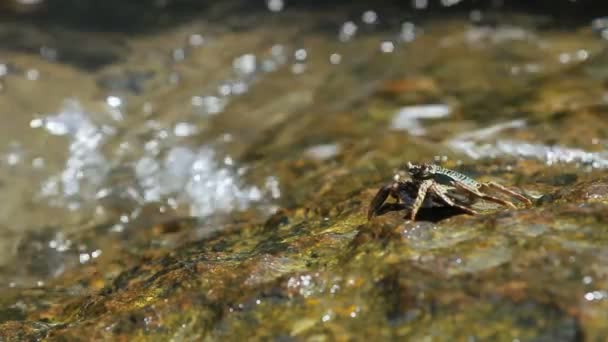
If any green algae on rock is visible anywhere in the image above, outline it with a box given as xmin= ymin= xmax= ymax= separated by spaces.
xmin=2 ymin=2 xmax=608 ymax=341
xmin=3 ymin=170 xmax=608 ymax=340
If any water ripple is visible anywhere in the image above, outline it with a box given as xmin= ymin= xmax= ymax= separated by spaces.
xmin=448 ymin=120 xmax=608 ymax=169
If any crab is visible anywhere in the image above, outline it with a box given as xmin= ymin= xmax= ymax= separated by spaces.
xmin=368 ymin=162 xmax=532 ymax=221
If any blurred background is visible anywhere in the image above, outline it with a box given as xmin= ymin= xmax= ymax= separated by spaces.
xmin=1 ymin=0 xmax=608 ymax=339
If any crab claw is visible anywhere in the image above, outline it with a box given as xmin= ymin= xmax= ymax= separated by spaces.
xmin=367 ymin=184 xmax=392 ymax=220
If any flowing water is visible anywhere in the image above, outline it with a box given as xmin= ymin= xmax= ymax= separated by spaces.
xmin=1 ymin=1 xmax=608 ymax=340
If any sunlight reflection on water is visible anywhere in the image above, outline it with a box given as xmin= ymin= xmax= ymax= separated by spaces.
xmin=448 ymin=120 xmax=608 ymax=169
xmin=30 ymin=100 xmax=275 ymax=218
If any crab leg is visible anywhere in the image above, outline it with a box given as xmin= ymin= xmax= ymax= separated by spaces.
xmin=452 ymin=181 xmax=517 ymax=209
xmin=395 ymin=184 xmax=416 ymax=206
xmin=430 ymin=184 xmax=478 ymax=216
xmin=410 ymin=179 xmax=433 ymax=220
xmin=368 ymin=183 xmax=392 ymax=220
xmin=482 ymin=182 xmax=532 ymax=206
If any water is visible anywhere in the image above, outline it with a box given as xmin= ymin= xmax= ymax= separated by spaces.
xmin=1 ymin=1 xmax=608 ymax=339
xmin=0 ymin=0 xmax=602 ymax=284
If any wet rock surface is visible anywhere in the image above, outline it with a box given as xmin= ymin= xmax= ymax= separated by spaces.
xmin=4 ymin=169 xmax=608 ymax=340
xmin=1 ymin=1 xmax=608 ymax=341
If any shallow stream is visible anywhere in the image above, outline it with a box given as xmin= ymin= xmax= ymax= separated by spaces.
xmin=1 ymin=1 xmax=608 ymax=340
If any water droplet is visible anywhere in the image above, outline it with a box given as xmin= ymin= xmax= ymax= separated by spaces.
xmin=576 ymin=49 xmax=589 ymax=60
xmin=380 ymin=41 xmax=395 ymax=53
xmin=329 ymin=53 xmax=342 ymax=64
xmin=172 ymin=48 xmax=186 ymax=62
xmin=266 ymin=0 xmax=284 ymax=12
xmin=362 ymin=10 xmax=378 ymax=24
xmin=559 ymin=53 xmax=571 ymax=64
xmin=26 ymin=69 xmax=39 ymax=80
xmin=79 ymin=253 xmax=91 ymax=264
xmin=583 ymin=276 xmax=593 ymax=284
xmin=188 ymin=34 xmax=205 ymax=46
xmin=412 ymin=0 xmax=428 ymax=9
xmin=271 ymin=44 xmax=285 ymax=57
xmin=584 ymin=290 xmax=607 ymax=301
xmin=441 ymin=0 xmax=462 ymax=6
xmin=174 ymin=122 xmax=197 ymax=137
xmin=401 ymin=22 xmax=416 ymax=42
xmin=233 ymin=54 xmax=257 ymax=75
xmin=106 ymin=96 xmax=123 ymax=108
xmin=592 ymin=17 xmax=608 ymax=32
xmin=192 ymin=95 xmax=226 ymax=115
xmin=231 ymin=81 xmax=248 ymax=95
xmin=294 ymin=49 xmax=307 ymax=61
xmin=339 ymin=21 xmax=358 ymax=42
